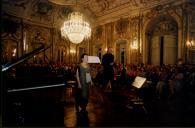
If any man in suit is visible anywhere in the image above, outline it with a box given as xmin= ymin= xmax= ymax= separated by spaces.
xmin=102 ymin=47 xmax=114 ymax=91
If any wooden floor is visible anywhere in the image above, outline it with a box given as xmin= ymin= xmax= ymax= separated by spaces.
xmin=3 ymin=85 xmax=195 ymax=127
xmin=62 ymin=86 xmax=195 ymax=127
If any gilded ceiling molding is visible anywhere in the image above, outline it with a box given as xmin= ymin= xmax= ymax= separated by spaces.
xmin=182 ymin=1 xmax=195 ymax=14
xmin=96 ymin=0 xmax=109 ymax=11
xmin=144 ymin=1 xmax=184 ymax=26
xmin=58 ymin=7 xmax=73 ymax=20
xmin=30 ymin=1 xmax=53 ymax=22
xmin=48 ymin=0 xmax=88 ymax=5
xmin=93 ymin=0 xmax=131 ymax=16
xmin=2 ymin=0 xmax=30 ymax=10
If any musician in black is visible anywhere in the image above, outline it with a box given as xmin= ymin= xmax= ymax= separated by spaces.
xmin=102 ymin=47 xmax=114 ymax=91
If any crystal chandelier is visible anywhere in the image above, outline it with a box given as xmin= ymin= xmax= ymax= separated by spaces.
xmin=61 ymin=11 xmax=91 ymax=44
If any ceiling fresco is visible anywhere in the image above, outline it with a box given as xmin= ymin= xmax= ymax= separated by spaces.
xmin=1 ymin=0 xmax=188 ymax=27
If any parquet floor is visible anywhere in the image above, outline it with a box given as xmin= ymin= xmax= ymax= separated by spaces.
xmin=63 ymin=86 xmax=195 ymax=127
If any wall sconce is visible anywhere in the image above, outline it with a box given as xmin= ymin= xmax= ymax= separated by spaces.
xmin=105 ymin=48 xmax=107 ymax=52
xmin=70 ymin=49 xmax=76 ymax=54
xmin=131 ymin=39 xmax=138 ymax=50
xmin=12 ymin=48 xmax=16 ymax=57
xmin=186 ymin=40 xmax=195 ymax=48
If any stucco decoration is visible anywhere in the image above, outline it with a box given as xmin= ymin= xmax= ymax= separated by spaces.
xmin=48 ymin=0 xmax=85 ymax=5
xmin=1 ymin=13 xmax=22 ymax=41
xmin=130 ymin=17 xmax=139 ymax=41
xmin=95 ymin=25 xmax=103 ymax=39
xmin=30 ymin=1 xmax=53 ymax=22
xmin=146 ymin=15 xmax=178 ymax=36
xmin=153 ymin=20 xmax=177 ymax=35
xmin=145 ymin=2 xmax=174 ymax=20
xmin=58 ymin=7 xmax=73 ymax=20
xmin=115 ymin=18 xmax=129 ymax=36
xmin=93 ymin=0 xmax=131 ymax=12
xmin=1 ymin=18 xmax=22 ymax=63
xmin=190 ymin=10 xmax=195 ymax=32
xmin=1 ymin=39 xmax=18 ymax=63
xmin=2 ymin=0 xmax=30 ymax=9
xmin=28 ymin=26 xmax=51 ymax=46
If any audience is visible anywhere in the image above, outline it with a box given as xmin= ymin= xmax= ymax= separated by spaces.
xmin=8 ymin=61 xmax=195 ymax=116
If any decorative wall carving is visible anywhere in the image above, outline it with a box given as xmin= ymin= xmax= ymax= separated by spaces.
xmin=1 ymin=14 xmax=23 ymax=63
xmin=96 ymin=0 xmax=109 ymax=11
xmin=30 ymin=1 xmax=53 ymax=22
xmin=37 ymin=2 xmax=53 ymax=15
xmin=130 ymin=17 xmax=139 ymax=40
xmin=153 ymin=20 xmax=177 ymax=35
xmin=2 ymin=0 xmax=194 ymax=64
xmin=95 ymin=25 xmax=103 ymax=39
xmin=2 ymin=0 xmax=30 ymax=10
xmin=145 ymin=2 xmax=177 ymax=20
xmin=25 ymin=25 xmax=52 ymax=57
xmin=190 ymin=11 xmax=195 ymax=32
xmin=1 ymin=40 xmax=18 ymax=63
xmin=1 ymin=13 xmax=22 ymax=40
xmin=115 ymin=18 xmax=129 ymax=36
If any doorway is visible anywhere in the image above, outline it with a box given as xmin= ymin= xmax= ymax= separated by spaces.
xmin=147 ymin=16 xmax=178 ymax=65
xmin=150 ymin=35 xmax=177 ymax=65
xmin=116 ymin=40 xmax=127 ymax=64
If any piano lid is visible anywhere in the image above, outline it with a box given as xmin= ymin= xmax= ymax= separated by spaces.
xmin=1 ymin=43 xmax=51 ymax=72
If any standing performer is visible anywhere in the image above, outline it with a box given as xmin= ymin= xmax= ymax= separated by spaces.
xmin=102 ymin=47 xmax=114 ymax=91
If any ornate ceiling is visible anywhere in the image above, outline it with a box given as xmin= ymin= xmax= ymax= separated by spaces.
xmin=2 ymin=0 xmax=187 ymax=28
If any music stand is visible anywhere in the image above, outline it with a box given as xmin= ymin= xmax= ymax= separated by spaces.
xmin=132 ymin=76 xmax=146 ymax=89
xmin=126 ymin=76 xmax=148 ymax=114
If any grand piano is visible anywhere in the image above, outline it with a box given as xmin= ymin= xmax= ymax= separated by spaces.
xmin=2 ymin=44 xmax=67 ymax=127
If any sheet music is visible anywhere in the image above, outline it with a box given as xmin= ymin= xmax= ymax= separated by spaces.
xmin=132 ymin=76 xmax=146 ymax=88
xmin=87 ymin=56 xmax=101 ymax=63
